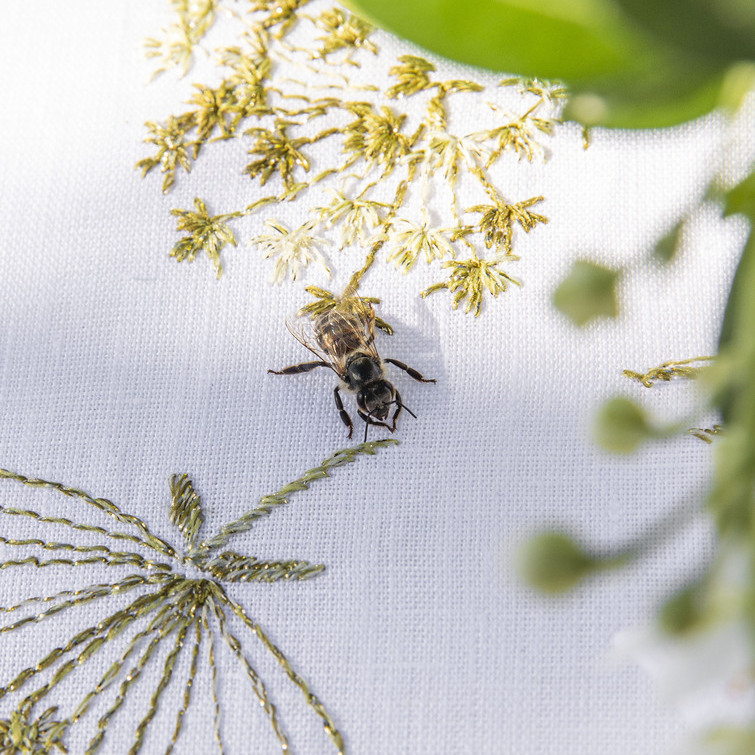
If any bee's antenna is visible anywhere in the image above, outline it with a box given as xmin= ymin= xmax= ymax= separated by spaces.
xmin=363 ymin=421 xmax=369 ymax=443
xmin=391 ymin=399 xmax=417 ymax=419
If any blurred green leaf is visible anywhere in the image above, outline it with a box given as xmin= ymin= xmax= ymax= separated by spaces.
xmin=594 ymin=397 xmax=654 ymax=453
xmin=658 ymin=579 xmax=708 ymax=634
xmin=614 ymin=0 xmax=755 ymax=61
xmin=723 ymin=169 xmax=755 ymax=221
xmin=709 ymin=228 xmax=755 ymax=536
xmin=716 ymin=227 xmax=755 ymax=424
xmin=348 ymin=0 xmax=652 ymax=81
xmin=700 ymin=727 xmax=755 ymax=755
xmin=653 ymin=219 xmax=683 ymax=264
xmin=552 ymin=260 xmax=619 ymax=326
xmin=517 ymin=532 xmax=599 ymax=593
xmin=348 ymin=0 xmax=754 ymax=128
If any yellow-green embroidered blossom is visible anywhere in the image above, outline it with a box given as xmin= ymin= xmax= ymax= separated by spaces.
xmin=469 ymin=197 xmax=547 ymax=254
xmin=244 ymin=126 xmax=311 ymax=188
xmin=252 ymin=220 xmax=330 ymax=284
xmin=0 ymin=706 xmax=67 ymax=753
xmin=424 ymin=130 xmax=487 ymax=183
xmin=343 ymin=104 xmax=410 ymax=171
xmin=188 ymin=82 xmax=238 ymax=143
xmin=315 ymin=191 xmax=387 ymax=246
xmin=314 ymin=8 xmax=376 ymax=58
xmin=386 ymin=55 xmax=435 ymax=99
xmin=136 ymin=116 xmax=193 ymax=194
xmin=422 ymin=256 xmax=521 ymax=316
xmin=170 ymin=198 xmax=238 ymax=278
xmin=474 ymin=108 xmax=552 ymax=163
xmin=383 ymin=219 xmax=455 ymax=271
xmin=144 ymin=0 xmax=219 ymax=79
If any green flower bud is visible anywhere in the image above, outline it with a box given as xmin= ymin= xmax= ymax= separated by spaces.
xmin=518 ymin=532 xmax=599 ymax=594
xmin=552 ymin=260 xmax=619 ymax=327
xmin=594 ymin=397 xmax=654 ymax=454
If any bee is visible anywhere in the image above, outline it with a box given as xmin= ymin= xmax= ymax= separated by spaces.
xmin=268 ymin=290 xmax=435 ymax=441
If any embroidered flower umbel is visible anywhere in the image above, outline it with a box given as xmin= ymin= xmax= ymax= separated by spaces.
xmin=315 ymin=191 xmax=388 ymax=247
xmin=140 ymin=1 xmax=559 ymax=314
xmin=0 ymin=441 xmax=396 ymax=754
xmin=136 ymin=117 xmax=193 ymax=194
xmin=383 ymin=220 xmax=455 ymax=271
xmin=0 ymin=706 xmax=67 ymax=754
xmin=471 ymin=198 xmax=547 ymax=254
xmin=422 ymin=256 xmax=521 ymax=317
xmin=423 ymin=131 xmax=488 ymax=183
xmin=251 ymin=219 xmax=330 ymax=283
xmin=170 ymin=198 xmax=238 ymax=278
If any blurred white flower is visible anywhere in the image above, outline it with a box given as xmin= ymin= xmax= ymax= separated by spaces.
xmin=251 ymin=220 xmax=330 ymax=284
xmin=613 ymin=547 xmax=755 ymax=752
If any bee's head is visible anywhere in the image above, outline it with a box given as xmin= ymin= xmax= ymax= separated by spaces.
xmin=357 ymin=380 xmax=395 ymax=422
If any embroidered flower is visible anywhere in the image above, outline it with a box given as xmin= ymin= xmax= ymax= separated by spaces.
xmin=422 ymin=256 xmax=521 ymax=316
xmin=252 ymin=220 xmax=330 ymax=284
xmin=315 ymin=190 xmax=387 ymax=246
xmin=469 ymin=197 xmax=547 ymax=254
xmin=382 ymin=219 xmax=455 ymax=271
xmin=424 ymin=130 xmax=488 ymax=183
xmin=170 ymin=197 xmax=238 ymax=278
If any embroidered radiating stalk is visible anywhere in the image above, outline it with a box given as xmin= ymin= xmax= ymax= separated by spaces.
xmin=225 ymin=592 xmax=344 ymax=754
xmin=0 ymin=535 xmax=171 ymax=572
xmin=0 ymin=444 xmax=394 ymax=751
xmin=623 ymin=356 xmax=716 ymax=387
xmin=209 ymin=595 xmax=289 ymax=751
xmin=86 ymin=612 xmax=188 ymax=754
xmin=0 ymin=503 xmax=163 ymax=555
xmin=201 ymin=552 xmax=325 ymax=582
xmin=203 ymin=606 xmax=225 ymax=754
xmin=68 ymin=603 xmax=178 ymax=728
xmin=198 ymin=439 xmax=396 ymax=552
xmin=165 ymin=617 xmax=202 ymax=755
xmin=0 ymin=574 xmax=166 ymax=614
xmin=0 ymin=573 xmax=172 ymax=635
xmin=0 ymin=579 xmax=177 ymax=701
xmin=130 ymin=618 xmax=192 ymax=754
xmin=0 ymin=469 xmax=177 ymax=558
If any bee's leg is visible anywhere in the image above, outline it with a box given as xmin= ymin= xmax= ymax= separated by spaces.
xmin=391 ymin=390 xmax=403 ymax=430
xmin=357 ymin=410 xmax=392 ymax=441
xmin=384 ymin=358 xmax=436 ymax=383
xmin=268 ymin=361 xmax=329 ymax=375
xmin=334 ymin=387 xmax=353 ymax=439
xmin=390 ymin=389 xmax=417 ymax=430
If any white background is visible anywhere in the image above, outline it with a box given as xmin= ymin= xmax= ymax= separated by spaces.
xmin=0 ymin=2 xmax=750 ymax=753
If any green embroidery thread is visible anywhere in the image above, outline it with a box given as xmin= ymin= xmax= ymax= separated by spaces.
xmin=138 ymin=0 xmax=559 ymax=316
xmin=0 ymin=439 xmax=396 ymax=753
xmin=622 ymin=356 xmax=716 ymax=388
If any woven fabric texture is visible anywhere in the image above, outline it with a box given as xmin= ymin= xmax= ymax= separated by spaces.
xmin=0 ymin=2 xmax=750 ymax=753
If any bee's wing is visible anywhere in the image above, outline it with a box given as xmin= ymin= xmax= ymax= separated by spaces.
xmin=333 ymin=296 xmax=381 ymax=360
xmin=284 ymin=313 xmax=343 ymax=375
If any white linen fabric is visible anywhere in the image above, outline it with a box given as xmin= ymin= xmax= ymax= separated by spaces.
xmin=0 ymin=2 xmax=751 ymax=753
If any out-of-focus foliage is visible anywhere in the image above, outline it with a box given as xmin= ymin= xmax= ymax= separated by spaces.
xmin=347 ymin=0 xmax=755 ymax=128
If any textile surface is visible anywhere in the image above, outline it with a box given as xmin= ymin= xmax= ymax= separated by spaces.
xmin=0 ymin=2 xmax=751 ymax=753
